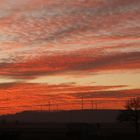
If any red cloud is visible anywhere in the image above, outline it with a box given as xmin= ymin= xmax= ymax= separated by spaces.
xmin=0 ymin=50 xmax=139 ymax=79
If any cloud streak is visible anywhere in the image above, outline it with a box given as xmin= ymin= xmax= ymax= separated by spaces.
xmin=0 ymin=50 xmax=139 ymax=79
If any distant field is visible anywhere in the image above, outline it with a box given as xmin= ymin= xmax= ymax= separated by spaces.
xmin=0 ymin=110 xmax=120 ymax=123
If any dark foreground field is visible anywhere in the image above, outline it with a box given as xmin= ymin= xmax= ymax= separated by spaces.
xmin=0 ymin=110 xmax=140 ymax=139
xmin=0 ymin=122 xmax=140 ymax=140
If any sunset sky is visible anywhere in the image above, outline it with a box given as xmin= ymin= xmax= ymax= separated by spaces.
xmin=0 ymin=0 xmax=140 ymax=114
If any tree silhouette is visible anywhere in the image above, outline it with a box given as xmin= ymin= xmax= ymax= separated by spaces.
xmin=117 ymin=97 xmax=140 ymax=135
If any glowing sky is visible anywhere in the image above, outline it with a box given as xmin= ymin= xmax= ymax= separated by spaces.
xmin=0 ymin=0 xmax=140 ymax=114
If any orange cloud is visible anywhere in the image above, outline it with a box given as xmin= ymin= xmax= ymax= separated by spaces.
xmin=0 ymin=82 xmax=139 ymax=114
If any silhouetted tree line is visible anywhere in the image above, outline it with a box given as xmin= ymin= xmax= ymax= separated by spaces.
xmin=117 ymin=97 xmax=140 ymax=135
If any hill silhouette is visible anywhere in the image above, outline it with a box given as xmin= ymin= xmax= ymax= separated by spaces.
xmin=0 ymin=109 xmax=120 ymax=123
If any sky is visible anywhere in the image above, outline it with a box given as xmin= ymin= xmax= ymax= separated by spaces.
xmin=0 ymin=0 xmax=140 ymax=114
